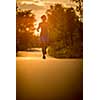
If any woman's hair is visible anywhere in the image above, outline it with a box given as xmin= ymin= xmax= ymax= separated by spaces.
xmin=41 ymin=15 xmax=47 ymax=21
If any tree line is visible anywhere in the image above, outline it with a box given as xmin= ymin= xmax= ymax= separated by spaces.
xmin=16 ymin=1 xmax=83 ymax=58
xmin=16 ymin=6 xmax=40 ymax=52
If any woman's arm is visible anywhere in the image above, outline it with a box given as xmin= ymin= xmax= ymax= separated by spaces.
xmin=37 ymin=23 xmax=41 ymax=32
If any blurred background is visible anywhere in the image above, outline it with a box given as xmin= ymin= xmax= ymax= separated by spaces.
xmin=16 ymin=0 xmax=83 ymax=58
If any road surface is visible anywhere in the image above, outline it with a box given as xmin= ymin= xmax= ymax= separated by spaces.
xmin=16 ymin=48 xmax=83 ymax=100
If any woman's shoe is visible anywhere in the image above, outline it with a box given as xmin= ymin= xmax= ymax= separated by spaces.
xmin=43 ymin=55 xmax=46 ymax=59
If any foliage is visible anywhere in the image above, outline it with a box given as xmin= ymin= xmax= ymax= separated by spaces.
xmin=71 ymin=0 xmax=83 ymax=20
xmin=46 ymin=4 xmax=83 ymax=58
xmin=16 ymin=6 xmax=36 ymax=51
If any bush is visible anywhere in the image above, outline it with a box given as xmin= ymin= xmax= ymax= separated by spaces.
xmin=48 ymin=38 xmax=83 ymax=58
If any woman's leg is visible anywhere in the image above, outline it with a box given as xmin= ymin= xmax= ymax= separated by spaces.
xmin=42 ymin=43 xmax=46 ymax=59
xmin=42 ymin=47 xmax=46 ymax=55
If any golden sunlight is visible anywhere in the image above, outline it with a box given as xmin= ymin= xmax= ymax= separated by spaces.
xmin=34 ymin=29 xmax=41 ymax=36
xmin=34 ymin=22 xmax=41 ymax=36
xmin=20 ymin=0 xmax=45 ymax=6
xmin=26 ymin=27 xmax=29 ymax=31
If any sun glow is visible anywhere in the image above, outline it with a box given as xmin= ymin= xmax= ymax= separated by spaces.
xmin=34 ymin=29 xmax=41 ymax=36
xmin=34 ymin=22 xmax=41 ymax=36
xmin=20 ymin=1 xmax=33 ymax=5
xmin=20 ymin=0 xmax=45 ymax=6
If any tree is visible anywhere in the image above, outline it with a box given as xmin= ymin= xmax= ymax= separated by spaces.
xmin=46 ymin=4 xmax=83 ymax=58
xmin=71 ymin=0 xmax=83 ymax=20
xmin=46 ymin=4 xmax=79 ymax=46
xmin=16 ymin=6 xmax=36 ymax=52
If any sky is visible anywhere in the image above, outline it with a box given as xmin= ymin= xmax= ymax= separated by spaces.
xmin=17 ymin=0 xmax=72 ymax=13
xmin=17 ymin=0 xmax=73 ymax=21
xmin=17 ymin=0 xmax=73 ymax=35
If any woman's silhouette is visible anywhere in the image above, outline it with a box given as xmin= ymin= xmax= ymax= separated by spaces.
xmin=37 ymin=15 xmax=48 ymax=59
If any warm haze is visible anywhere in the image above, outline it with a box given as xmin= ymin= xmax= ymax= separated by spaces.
xmin=17 ymin=0 xmax=73 ymax=35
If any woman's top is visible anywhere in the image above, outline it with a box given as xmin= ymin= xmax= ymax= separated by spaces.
xmin=38 ymin=22 xmax=48 ymax=43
